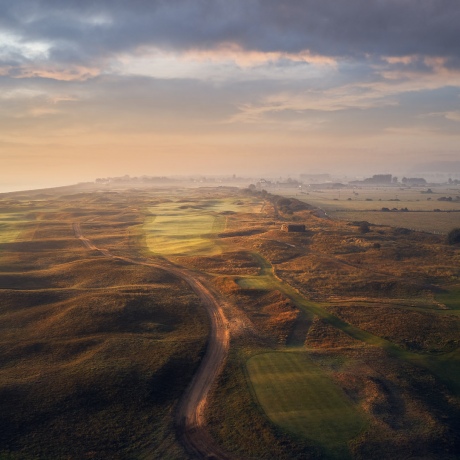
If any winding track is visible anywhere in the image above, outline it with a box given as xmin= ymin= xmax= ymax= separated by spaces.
xmin=73 ymin=223 xmax=231 ymax=459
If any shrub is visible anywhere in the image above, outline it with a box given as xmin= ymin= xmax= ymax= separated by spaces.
xmin=447 ymin=228 xmax=460 ymax=245
xmin=359 ymin=222 xmax=370 ymax=234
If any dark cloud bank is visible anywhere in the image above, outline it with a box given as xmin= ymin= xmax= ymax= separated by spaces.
xmin=2 ymin=0 xmax=460 ymax=64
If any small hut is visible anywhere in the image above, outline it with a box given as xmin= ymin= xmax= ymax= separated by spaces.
xmin=281 ymin=224 xmax=306 ymax=232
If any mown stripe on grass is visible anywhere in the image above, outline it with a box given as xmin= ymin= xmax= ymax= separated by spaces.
xmin=246 ymin=352 xmax=365 ymax=457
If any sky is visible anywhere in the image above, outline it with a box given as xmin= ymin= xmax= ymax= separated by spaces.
xmin=1 ymin=0 xmax=460 ymax=190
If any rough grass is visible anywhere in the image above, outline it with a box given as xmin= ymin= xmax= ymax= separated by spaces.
xmin=331 ymin=211 xmax=460 ymax=234
xmin=310 ymin=347 xmax=460 ymax=460
xmin=178 ymin=250 xmax=260 ymax=275
xmin=2 ymin=184 xmax=460 ymax=459
xmin=0 ymin=274 xmax=208 ymax=459
xmin=246 ymin=351 xmax=366 ymax=458
xmin=0 ymin=189 xmax=211 ymax=459
xmin=327 ymin=303 xmax=460 ymax=353
xmin=436 ymin=285 xmax=460 ymax=310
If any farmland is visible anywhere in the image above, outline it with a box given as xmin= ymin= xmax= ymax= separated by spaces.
xmin=278 ymin=185 xmax=460 ymax=234
xmin=0 ymin=183 xmax=459 ymax=459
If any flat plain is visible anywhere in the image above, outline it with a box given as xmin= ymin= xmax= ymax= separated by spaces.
xmin=0 ymin=184 xmax=459 ymax=459
xmin=279 ymin=185 xmax=460 ymax=234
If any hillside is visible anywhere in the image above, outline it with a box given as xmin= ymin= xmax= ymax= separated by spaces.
xmin=0 ymin=185 xmax=459 ymax=459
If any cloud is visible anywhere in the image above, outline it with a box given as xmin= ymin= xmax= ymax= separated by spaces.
xmin=421 ymin=111 xmax=460 ymax=123
xmin=1 ymin=0 xmax=459 ymax=185
xmin=2 ymin=1 xmax=459 ymax=69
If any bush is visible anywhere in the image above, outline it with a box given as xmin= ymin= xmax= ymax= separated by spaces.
xmin=447 ymin=228 xmax=460 ymax=245
xmin=359 ymin=222 xmax=370 ymax=234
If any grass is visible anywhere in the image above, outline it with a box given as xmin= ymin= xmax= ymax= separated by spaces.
xmin=236 ymin=275 xmax=275 ymax=290
xmin=239 ymin=252 xmax=460 ymax=396
xmin=436 ymin=284 xmax=460 ymax=310
xmin=331 ymin=210 xmax=460 ymax=234
xmin=143 ymin=198 xmax=258 ymax=257
xmin=145 ymin=211 xmax=223 ymax=256
xmin=0 ymin=223 xmax=23 ymax=244
xmin=279 ymin=186 xmax=460 ymax=234
xmin=0 ymin=274 xmax=208 ymax=459
xmin=2 ymin=184 xmax=460 ymax=459
xmin=0 ymin=212 xmax=34 ymax=244
xmin=0 ymin=188 xmax=212 ymax=459
xmin=206 ymin=348 xmax=321 ymax=460
xmin=246 ymin=351 xmax=365 ymax=458
xmin=238 ymin=255 xmax=398 ymax=351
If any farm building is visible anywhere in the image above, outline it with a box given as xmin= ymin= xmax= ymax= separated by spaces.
xmin=281 ymin=224 xmax=306 ymax=232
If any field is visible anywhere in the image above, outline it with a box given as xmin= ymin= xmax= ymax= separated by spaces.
xmin=278 ymin=185 xmax=460 ymax=234
xmin=1 ymin=184 xmax=460 ymax=459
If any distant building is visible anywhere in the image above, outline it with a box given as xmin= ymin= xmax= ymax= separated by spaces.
xmin=350 ymin=174 xmax=393 ymax=185
xmin=281 ymin=224 xmax=306 ymax=232
xmin=256 ymin=178 xmax=274 ymax=189
xmin=277 ymin=179 xmax=301 ymax=188
xmin=308 ymin=182 xmax=345 ymax=190
xmin=300 ymin=173 xmax=331 ymax=183
xmin=401 ymin=177 xmax=427 ymax=186
xmin=365 ymin=174 xmax=392 ymax=184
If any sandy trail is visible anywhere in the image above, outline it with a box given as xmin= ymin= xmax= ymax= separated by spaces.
xmin=73 ymin=223 xmax=232 ymax=459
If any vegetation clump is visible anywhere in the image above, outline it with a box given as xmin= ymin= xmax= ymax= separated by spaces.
xmin=358 ymin=222 xmax=370 ymax=234
xmin=447 ymin=228 xmax=460 ymax=245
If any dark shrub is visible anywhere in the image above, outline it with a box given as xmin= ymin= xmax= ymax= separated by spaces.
xmin=359 ymin=222 xmax=370 ymax=234
xmin=447 ymin=228 xmax=460 ymax=245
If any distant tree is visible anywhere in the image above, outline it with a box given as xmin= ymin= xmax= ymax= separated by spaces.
xmin=447 ymin=228 xmax=460 ymax=245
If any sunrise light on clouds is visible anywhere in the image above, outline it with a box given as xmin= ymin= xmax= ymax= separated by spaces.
xmin=1 ymin=0 xmax=460 ymax=190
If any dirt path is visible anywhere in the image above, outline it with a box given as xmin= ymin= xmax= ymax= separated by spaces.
xmin=73 ymin=223 xmax=232 ymax=459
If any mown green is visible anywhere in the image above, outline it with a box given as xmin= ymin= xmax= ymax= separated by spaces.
xmin=247 ymin=352 xmax=365 ymax=458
